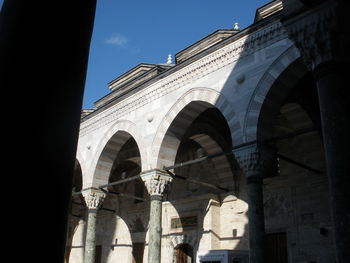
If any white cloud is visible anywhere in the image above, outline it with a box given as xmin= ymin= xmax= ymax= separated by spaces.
xmin=105 ymin=33 xmax=128 ymax=46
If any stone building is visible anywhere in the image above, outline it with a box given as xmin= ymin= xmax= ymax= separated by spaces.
xmin=66 ymin=1 xmax=349 ymax=262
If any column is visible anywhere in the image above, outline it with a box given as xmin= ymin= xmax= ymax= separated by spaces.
xmin=141 ymin=169 xmax=173 ymax=263
xmin=314 ymin=61 xmax=350 ymax=262
xmin=82 ymin=188 xmax=106 ymax=263
xmin=282 ymin=2 xmax=350 ymax=261
xmin=235 ymin=144 xmax=276 ymax=263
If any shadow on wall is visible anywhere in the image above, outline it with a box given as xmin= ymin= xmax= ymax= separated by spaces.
xmin=78 ymin=133 xmax=150 ymax=263
xmin=158 ymin=82 xmax=250 ymax=260
xmin=155 ymin=14 xmax=291 ymax=261
xmin=69 ymin=2 xmax=333 ymax=262
xmin=215 ymin=4 xmax=333 ymax=262
xmin=66 ymin=160 xmax=87 ymax=262
xmin=163 ymin=192 xmax=249 ymax=263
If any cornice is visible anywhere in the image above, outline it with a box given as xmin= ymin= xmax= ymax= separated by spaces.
xmin=282 ymin=0 xmax=347 ymax=69
xmin=80 ymin=20 xmax=287 ymax=137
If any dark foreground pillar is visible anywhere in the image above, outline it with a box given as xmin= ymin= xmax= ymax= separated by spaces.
xmin=281 ymin=1 xmax=350 ymax=261
xmin=314 ymin=62 xmax=350 ymax=261
xmin=0 ymin=1 xmax=97 ymax=262
xmin=246 ymin=176 xmax=265 ymax=263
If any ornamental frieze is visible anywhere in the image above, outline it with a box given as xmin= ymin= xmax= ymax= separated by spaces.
xmin=80 ymin=21 xmax=286 ymax=137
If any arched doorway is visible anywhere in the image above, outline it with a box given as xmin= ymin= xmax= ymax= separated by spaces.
xmin=174 ymin=243 xmax=194 ymax=263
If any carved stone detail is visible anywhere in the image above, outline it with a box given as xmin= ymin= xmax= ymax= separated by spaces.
xmin=283 ymin=1 xmax=347 ymax=69
xmin=82 ymin=188 xmax=106 ymax=210
xmin=80 ymin=21 xmax=286 ymax=136
xmin=234 ymin=144 xmax=277 ymax=179
xmin=141 ymin=170 xmax=173 ymax=196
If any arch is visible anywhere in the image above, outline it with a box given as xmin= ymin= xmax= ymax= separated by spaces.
xmin=175 ymin=122 xmax=236 ymax=191
xmin=76 ymin=151 xmax=86 ymax=183
xmin=90 ymin=120 xmax=146 ymax=188
xmin=73 ymin=159 xmax=83 ymax=192
xmin=151 ymin=88 xmax=241 ymax=169
xmin=243 ymin=45 xmax=308 ymax=142
xmin=169 ymin=234 xmax=197 ymax=252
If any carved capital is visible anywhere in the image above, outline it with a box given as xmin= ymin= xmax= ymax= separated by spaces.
xmin=82 ymin=188 xmax=106 ymax=210
xmin=282 ymin=1 xmax=348 ymax=69
xmin=234 ymin=144 xmax=277 ymax=180
xmin=140 ymin=170 xmax=173 ymax=196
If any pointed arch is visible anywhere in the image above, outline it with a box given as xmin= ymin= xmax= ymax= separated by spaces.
xmin=150 ymin=88 xmax=241 ymax=169
xmin=243 ymin=45 xmax=308 ymax=142
xmin=90 ymin=120 xmax=146 ymax=188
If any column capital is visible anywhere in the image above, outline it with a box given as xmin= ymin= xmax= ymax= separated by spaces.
xmin=140 ymin=169 xmax=173 ymax=196
xmin=282 ymin=1 xmax=349 ymax=70
xmin=234 ymin=143 xmax=277 ymax=180
xmin=82 ymin=188 xmax=106 ymax=210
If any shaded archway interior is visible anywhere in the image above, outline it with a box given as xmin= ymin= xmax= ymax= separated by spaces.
xmin=167 ymin=105 xmax=238 ymax=200
xmin=108 ymin=137 xmax=148 ymax=204
xmin=104 ymin=135 xmax=149 ymax=261
xmin=255 ymin=62 xmax=332 ymax=262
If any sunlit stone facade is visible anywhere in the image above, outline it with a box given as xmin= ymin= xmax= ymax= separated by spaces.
xmin=67 ymin=1 xmax=349 ymax=262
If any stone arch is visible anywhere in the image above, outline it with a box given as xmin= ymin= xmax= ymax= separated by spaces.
xmin=73 ymin=159 xmax=83 ymax=192
xmin=169 ymin=234 xmax=197 ymax=252
xmin=90 ymin=120 xmax=146 ymax=188
xmin=76 ymin=151 xmax=86 ymax=183
xmin=76 ymin=151 xmax=84 ymax=169
xmin=180 ymin=122 xmax=237 ymax=189
xmin=151 ymin=88 xmax=241 ymax=169
xmin=243 ymin=45 xmax=308 ymax=142
xmin=169 ymin=236 xmax=197 ymax=263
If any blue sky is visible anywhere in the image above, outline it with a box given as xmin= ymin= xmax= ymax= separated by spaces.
xmin=0 ymin=0 xmax=270 ymax=109
xmin=83 ymin=0 xmax=270 ymax=109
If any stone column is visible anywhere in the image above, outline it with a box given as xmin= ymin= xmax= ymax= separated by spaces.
xmin=235 ymin=144 xmax=276 ymax=263
xmin=282 ymin=2 xmax=350 ymax=262
xmin=141 ymin=170 xmax=173 ymax=263
xmin=82 ymin=188 xmax=106 ymax=263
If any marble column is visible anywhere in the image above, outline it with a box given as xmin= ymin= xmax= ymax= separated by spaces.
xmin=82 ymin=188 xmax=106 ymax=263
xmin=235 ymin=144 xmax=276 ymax=263
xmin=141 ymin=170 xmax=173 ymax=263
xmin=282 ymin=2 xmax=350 ymax=261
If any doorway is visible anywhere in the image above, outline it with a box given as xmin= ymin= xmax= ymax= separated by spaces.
xmin=174 ymin=243 xmax=193 ymax=263
xmin=132 ymin=243 xmax=144 ymax=263
xmin=264 ymin=232 xmax=288 ymax=263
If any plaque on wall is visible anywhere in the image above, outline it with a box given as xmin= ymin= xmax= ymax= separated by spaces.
xmin=171 ymin=216 xmax=197 ymax=229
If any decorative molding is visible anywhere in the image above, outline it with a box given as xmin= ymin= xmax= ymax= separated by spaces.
xmin=282 ymin=1 xmax=344 ymax=69
xmin=140 ymin=170 xmax=173 ymax=196
xmin=234 ymin=143 xmax=277 ymax=179
xmin=82 ymin=188 xmax=106 ymax=210
xmin=80 ymin=21 xmax=287 ymax=137
xmin=242 ymin=45 xmax=301 ymax=143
